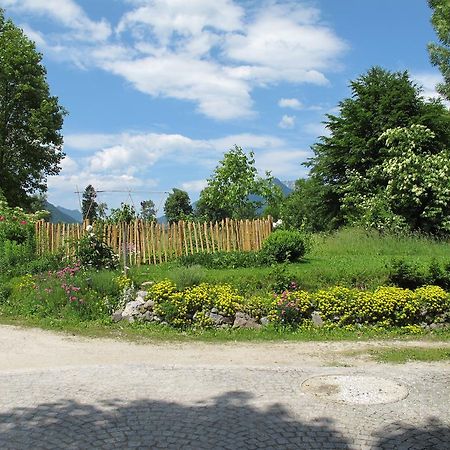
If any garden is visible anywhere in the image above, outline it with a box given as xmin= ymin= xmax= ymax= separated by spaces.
xmin=1 ymin=194 xmax=449 ymax=342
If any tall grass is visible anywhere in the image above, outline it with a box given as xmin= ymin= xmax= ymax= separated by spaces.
xmin=130 ymin=228 xmax=450 ymax=293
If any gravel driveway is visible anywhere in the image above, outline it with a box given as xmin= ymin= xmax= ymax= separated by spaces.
xmin=0 ymin=325 xmax=449 ymax=449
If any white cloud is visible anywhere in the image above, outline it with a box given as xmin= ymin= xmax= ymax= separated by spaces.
xmin=279 ymin=115 xmax=296 ymax=129
xmin=8 ymin=0 xmax=347 ymax=120
xmin=180 ymin=179 xmax=208 ymax=192
xmin=413 ymin=72 xmax=449 ymax=106
xmin=303 ymin=121 xmax=330 ymax=137
xmin=51 ymin=128 xmax=311 ymax=207
xmin=278 ymin=98 xmax=303 ymax=110
xmin=256 ymin=149 xmax=309 ymax=179
xmin=1 ymin=0 xmax=111 ymax=41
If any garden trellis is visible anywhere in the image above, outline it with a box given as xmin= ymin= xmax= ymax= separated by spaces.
xmin=35 ymin=217 xmax=273 ymax=266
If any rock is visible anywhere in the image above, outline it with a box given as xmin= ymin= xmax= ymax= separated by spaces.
xmin=122 ymin=298 xmax=145 ymax=319
xmin=233 ymin=312 xmax=261 ymax=329
xmin=141 ymin=281 xmax=154 ymax=287
xmin=143 ymin=311 xmax=154 ymax=322
xmin=430 ymin=323 xmax=446 ymax=330
xmin=111 ymin=311 xmax=123 ymax=322
xmin=153 ymin=316 xmax=161 ymax=323
xmin=136 ymin=290 xmax=148 ymax=299
xmin=207 ymin=312 xmax=232 ymax=326
xmin=311 ymin=311 xmax=324 ymax=328
xmin=260 ymin=317 xmax=270 ymax=326
xmin=210 ymin=307 xmax=218 ymax=314
xmin=144 ymin=299 xmax=155 ymax=310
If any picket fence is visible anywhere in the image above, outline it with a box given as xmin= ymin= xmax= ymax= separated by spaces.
xmin=35 ymin=218 xmax=273 ymax=265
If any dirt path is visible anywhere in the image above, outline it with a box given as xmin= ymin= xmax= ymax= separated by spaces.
xmin=0 ymin=325 xmax=449 ymax=449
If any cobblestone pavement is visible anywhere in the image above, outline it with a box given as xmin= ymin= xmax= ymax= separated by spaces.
xmin=0 ymin=327 xmax=449 ymax=449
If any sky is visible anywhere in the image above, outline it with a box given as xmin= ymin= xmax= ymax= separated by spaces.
xmin=0 ymin=0 xmax=446 ymax=214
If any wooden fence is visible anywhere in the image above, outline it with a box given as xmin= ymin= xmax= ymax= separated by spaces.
xmin=35 ymin=218 xmax=273 ymax=265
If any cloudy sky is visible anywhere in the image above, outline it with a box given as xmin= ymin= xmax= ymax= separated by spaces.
xmin=0 ymin=0 xmax=445 ymax=213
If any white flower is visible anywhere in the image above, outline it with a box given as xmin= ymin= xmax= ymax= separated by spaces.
xmin=273 ymin=219 xmax=283 ymax=228
xmin=86 ymin=225 xmax=93 ymax=232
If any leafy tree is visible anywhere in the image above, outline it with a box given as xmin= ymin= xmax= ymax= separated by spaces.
xmin=308 ymin=67 xmax=450 ymax=229
xmin=108 ymin=203 xmax=137 ymax=224
xmin=428 ymin=0 xmax=450 ymax=101
xmin=0 ymin=9 xmax=66 ymax=208
xmin=164 ymin=189 xmax=192 ymax=223
xmin=196 ymin=146 xmax=282 ymax=221
xmin=140 ymin=199 xmax=156 ymax=221
xmin=81 ymin=185 xmax=98 ymax=222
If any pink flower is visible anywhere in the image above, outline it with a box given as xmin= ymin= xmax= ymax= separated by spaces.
xmin=0 ymin=216 xmax=4 ymax=221
xmin=20 ymin=220 xmax=27 ymax=225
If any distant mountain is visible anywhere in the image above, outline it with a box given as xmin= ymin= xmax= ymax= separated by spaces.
xmin=43 ymin=201 xmax=81 ymax=224
xmin=56 ymin=205 xmax=83 ymax=223
xmin=281 ymin=180 xmax=297 ymax=191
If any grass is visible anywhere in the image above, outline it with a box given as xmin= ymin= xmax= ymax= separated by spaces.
xmin=369 ymin=347 xmax=450 ymax=363
xmin=129 ymin=228 xmax=450 ymax=293
xmin=1 ymin=312 xmax=449 ymax=343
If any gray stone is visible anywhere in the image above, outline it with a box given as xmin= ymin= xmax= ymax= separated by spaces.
xmin=141 ymin=281 xmax=154 ymax=287
xmin=122 ymin=298 xmax=145 ymax=318
xmin=111 ymin=311 xmax=123 ymax=323
xmin=143 ymin=311 xmax=154 ymax=322
xmin=260 ymin=317 xmax=270 ymax=326
xmin=136 ymin=290 xmax=148 ymax=299
xmin=233 ymin=312 xmax=261 ymax=329
xmin=144 ymin=299 xmax=155 ymax=310
xmin=311 ymin=311 xmax=324 ymax=327
xmin=430 ymin=322 xmax=445 ymax=330
xmin=210 ymin=308 xmax=218 ymax=314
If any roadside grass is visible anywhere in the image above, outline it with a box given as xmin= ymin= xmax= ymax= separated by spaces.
xmin=368 ymin=347 xmax=450 ymax=363
xmin=0 ymin=312 xmax=449 ymax=344
xmin=130 ymin=228 xmax=450 ymax=293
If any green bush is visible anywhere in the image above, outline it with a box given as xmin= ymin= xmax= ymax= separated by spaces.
xmin=168 ymin=265 xmax=207 ymax=290
xmin=76 ymin=228 xmax=119 ymax=270
xmin=261 ymin=230 xmax=309 ymax=263
xmin=177 ymin=250 xmax=268 ymax=269
xmin=388 ymin=258 xmax=450 ymax=290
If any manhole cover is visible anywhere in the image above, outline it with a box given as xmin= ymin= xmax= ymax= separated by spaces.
xmin=301 ymin=375 xmax=408 ymax=405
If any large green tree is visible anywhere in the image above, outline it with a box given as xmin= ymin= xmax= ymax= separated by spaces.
xmin=428 ymin=0 xmax=450 ymax=101
xmin=196 ymin=146 xmax=282 ymax=221
xmin=0 ymin=9 xmax=66 ymax=208
xmin=81 ymin=185 xmax=98 ymax=223
xmin=164 ymin=189 xmax=192 ymax=223
xmin=308 ymin=67 xmax=450 ymax=230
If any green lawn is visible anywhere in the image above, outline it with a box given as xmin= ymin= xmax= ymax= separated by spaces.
xmin=129 ymin=228 xmax=450 ymax=294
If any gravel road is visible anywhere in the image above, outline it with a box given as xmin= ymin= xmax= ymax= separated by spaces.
xmin=0 ymin=325 xmax=449 ymax=449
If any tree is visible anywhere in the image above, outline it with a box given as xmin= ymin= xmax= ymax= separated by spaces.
xmin=164 ymin=189 xmax=192 ymax=223
xmin=140 ymin=199 xmax=156 ymax=221
xmin=81 ymin=185 xmax=98 ymax=222
xmin=308 ymin=67 xmax=450 ymax=229
xmin=428 ymin=0 xmax=450 ymax=101
xmin=196 ymin=146 xmax=282 ymax=221
xmin=108 ymin=203 xmax=137 ymax=223
xmin=0 ymin=9 xmax=66 ymax=208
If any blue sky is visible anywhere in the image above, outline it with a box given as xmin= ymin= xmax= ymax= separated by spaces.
xmin=0 ymin=0 xmax=446 ymax=213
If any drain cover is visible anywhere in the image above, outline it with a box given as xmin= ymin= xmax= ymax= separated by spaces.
xmin=301 ymin=375 xmax=408 ymax=405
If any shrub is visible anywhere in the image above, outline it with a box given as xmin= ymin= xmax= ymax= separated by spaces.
xmin=168 ymin=265 xmax=207 ymax=289
xmin=261 ymin=230 xmax=309 ymax=263
xmin=388 ymin=258 xmax=450 ymax=290
xmin=76 ymin=227 xmax=119 ymax=270
xmin=272 ymin=289 xmax=313 ymax=326
xmin=268 ymin=264 xmax=298 ymax=294
xmin=177 ymin=250 xmax=268 ymax=269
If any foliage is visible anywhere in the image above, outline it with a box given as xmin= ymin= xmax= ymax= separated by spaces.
xmin=140 ymin=200 xmax=156 ymax=221
xmin=108 ymin=203 xmax=137 ymax=224
xmin=428 ymin=0 xmax=450 ymax=101
xmin=0 ymin=9 xmax=66 ymax=208
xmin=81 ymin=185 xmax=98 ymax=223
xmin=280 ymin=178 xmax=334 ymax=232
xmin=168 ymin=265 xmax=208 ymax=290
xmin=272 ymin=290 xmax=313 ymax=327
xmin=388 ymin=258 xmax=450 ymax=290
xmin=196 ymin=146 xmax=283 ymax=221
xmin=1 ymin=265 xmax=121 ymax=320
xmin=261 ymin=230 xmax=309 ymax=263
xmin=177 ymin=250 xmax=269 ymax=269
xmin=313 ymin=285 xmax=450 ymax=327
xmin=148 ymin=280 xmax=244 ymax=328
xmin=267 ymin=264 xmax=298 ymax=294
xmin=339 ymin=124 xmax=450 ymax=234
xmin=308 ymin=67 xmax=450 ymax=231
xmin=75 ymin=227 xmax=119 ymax=270
xmin=164 ymin=189 xmax=192 ymax=223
